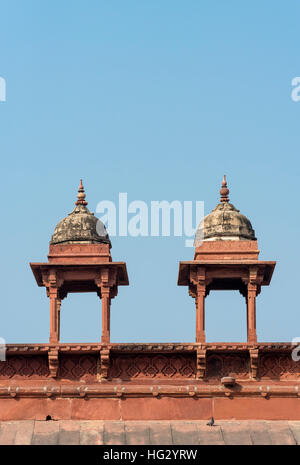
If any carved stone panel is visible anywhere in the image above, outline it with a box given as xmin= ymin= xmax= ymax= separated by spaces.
xmin=109 ymin=354 xmax=196 ymax=380
xmin=206 ymin=353 xmax=249 ymax=379
xmin=0 ymin=356 xmax=49 ymax=379
xmin=259 ymin=353 xmax=300 ymax=380
xmin=57 ymin=355 xmax=98 ymax=380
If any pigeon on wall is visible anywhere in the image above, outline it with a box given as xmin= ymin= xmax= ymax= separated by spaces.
xmin=206 ymin=417 xmax=214 ymax=426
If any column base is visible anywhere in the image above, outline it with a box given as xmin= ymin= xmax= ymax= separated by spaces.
xmin=101 ymin=333 xmax=110 ymax=344
xmin=196 ymin=332 xmax=206 ymax=343
xmin=247 ymin=330 xmax=257 ymax=344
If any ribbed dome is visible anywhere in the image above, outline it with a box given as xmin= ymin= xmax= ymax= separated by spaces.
xmin=194 ymin=176 xmax=256 ymax=244
xmin=50 ymin=180 xmax=111 ymax=246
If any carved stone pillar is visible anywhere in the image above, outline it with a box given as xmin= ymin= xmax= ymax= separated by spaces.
xmin=247 ymin=282 xmax=257 ymax=344
xmin=245 ymin=295 xmax=249 ymax=339
xmin=57 ymin=299 xmax=61 ymax=342
xmin=95 ymin=267 xmax=117 ymax=344
xmin=42 ymin=270 xmax=62 ymax=344
xmin=196 ymin=282 xmax=206 ymax=343
xmin=49 ymin=287 xmax=59 ymax=344
xmin=101 ymin=286 xmax=111 ymax=343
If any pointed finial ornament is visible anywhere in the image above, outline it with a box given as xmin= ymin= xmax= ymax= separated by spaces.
xmin=219 ymin=175 xmax=230 ymax=203
xmin=75 ymin=179 xmax=88 ymax=206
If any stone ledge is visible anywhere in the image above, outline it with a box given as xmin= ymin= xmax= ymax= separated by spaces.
xmin=0 ymin=420 xmax=299 ymax=445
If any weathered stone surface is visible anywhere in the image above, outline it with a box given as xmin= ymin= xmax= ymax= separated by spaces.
xmin=267 ymin=421 xmax=296 ymax=445
xmin=213 ymin=397 xmax=300 ymax=421
xmin=125 ymin=422 xmax=150 ymax=445
xmin=0 ymin=422 xmax=17 ymax=445
xmin=0 ymin=420 xmax=299 ymax=445
xmin=248 ymin=421 xmax=272 ymax=445
xmin=195 ymin=201 xmax=256 ymax=244
xmin=103 ymin=421 xmax=126 ymax=445
xmin=80 ymin=429 xmax=103 ymax=445
xmin=79 ymin=420 xmax=104 ymax=444
xmin=218 ymin=421 xmax=252 ymax=445
xmin=58 ymin=420 xmax=81 ymax=445
xmin=32 ymin=420 xmax=60 ymax=445
xmin=51 ymin=204 xmax=110 ymax=246
xmin=58 ymin=430 xmax=80 ymax=445
xmin=198 ymin=423 xmax=225 ymax=445
xmin=70 ymin=398 xmax=121 ymax=420
xmin=149 ymin=422 xmax=173 ymax=445
xmin=288 ymin=421 xmax=300 ymax=444
xmin=120 ymin=397 xmax=211 ymax=421
xmin=14 ymin=420 xmax=35 ymax=445
xmin=171 ymin=421 xmax=200 ymax=445
xmin=0 ymin=398 xmax=71 ymax=421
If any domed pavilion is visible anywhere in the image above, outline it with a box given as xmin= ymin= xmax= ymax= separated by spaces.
xmin=30 ymin=180 xmax=128 ymax=376
xmin=178 ymin=176 xmax=276 ymax=346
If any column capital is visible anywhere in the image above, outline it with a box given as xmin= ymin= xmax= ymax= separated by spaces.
xmin=100 ymin=285 xmax=111 ymax=298
xmin=190 ymin=265 xmax=206 ymax=286
xmin=196 ymin=282 xmax=206 ymax=294
xmin=242 ymin=266 xmax=264 ymax=289
xmin=190 ymin=268 xmax=212 ymax=288
xmin=94 ymin=267 xmax=118 ymax=290
xmin=48 ymin=287 xmax=58 ymax=297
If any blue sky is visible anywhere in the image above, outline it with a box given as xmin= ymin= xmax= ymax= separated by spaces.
xmin=0 ymin=1 xmax=299 ymax=344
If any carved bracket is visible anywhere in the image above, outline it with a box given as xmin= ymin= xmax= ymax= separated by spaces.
xmin=249 ymin=347 xmax=259 ymax=379
xmin=188 ymin=285 xmax=196 ymax=299
xmin=242 ymin=266 xmax=264 ymax=297
xmin=190 ymin=266 xmax=206 ymax=286
xmin=95 ymin=267 xmax=118 ymax=291
xmin=196 ymin=347 xmax=206 ymax=379
xmin=42 ymin=270 xmax=64 ymax=294
xmin=99 ymin=347 xmax=111 ymax=379
xmin=48 ymin=348 xmax=59 ymax=378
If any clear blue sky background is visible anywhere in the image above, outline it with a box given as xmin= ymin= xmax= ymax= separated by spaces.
xmin=1 ymin=1 xmax=299 ymax=344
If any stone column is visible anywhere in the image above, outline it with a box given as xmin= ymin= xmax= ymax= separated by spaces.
xmin=101 ymin=286 xmax=111 ymax=343
xmin=57 ymin=299 xmax=61 ymax=342
xmin=247 ymin=282 xmax=257 ymax=343
xmin=49 ymin=287 xmax=59 ymax=344
xmin=245 ymin=296 xmax=249 ymax=340
xmin=196 ymin=283 xmax=206 ymax=343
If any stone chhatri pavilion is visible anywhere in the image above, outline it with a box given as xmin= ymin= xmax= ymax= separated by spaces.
xmin=0 ymin=178 xmax=299 ymax=424
xmin=178 ymin=175 xmax=275 ymax=345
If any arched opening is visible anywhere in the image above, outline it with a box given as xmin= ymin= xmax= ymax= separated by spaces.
xmin=205 ymin=290 xmax=247 ymax=342
xmin=59 ymin=292 xmax=101 ymax=343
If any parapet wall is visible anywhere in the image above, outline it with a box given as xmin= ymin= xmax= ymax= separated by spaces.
xmin=0 ymin=343 xmax=299 ymax=421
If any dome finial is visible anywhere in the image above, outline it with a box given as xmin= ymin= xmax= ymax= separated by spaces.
xmin=220 ymin=175 xmax=229 ymax=203
xmin=75 ymin=179 xmax=88 ymax=206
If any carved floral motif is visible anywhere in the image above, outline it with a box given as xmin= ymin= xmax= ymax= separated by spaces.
xmin=0 ymin=356 xmax=49 ymax=378
xmin=259 ymin=354 xmax=300 ymax=379
xmin=109 ymin=354 xmax=196 ymax=379
xmin=57 ymin=355 xmax=98 ymax=379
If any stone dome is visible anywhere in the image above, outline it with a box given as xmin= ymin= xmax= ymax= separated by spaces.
xmin=50 ymin=180 xmax=111 ymax=246
xmin=194 ymin=176 xmax=256 ymax=245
